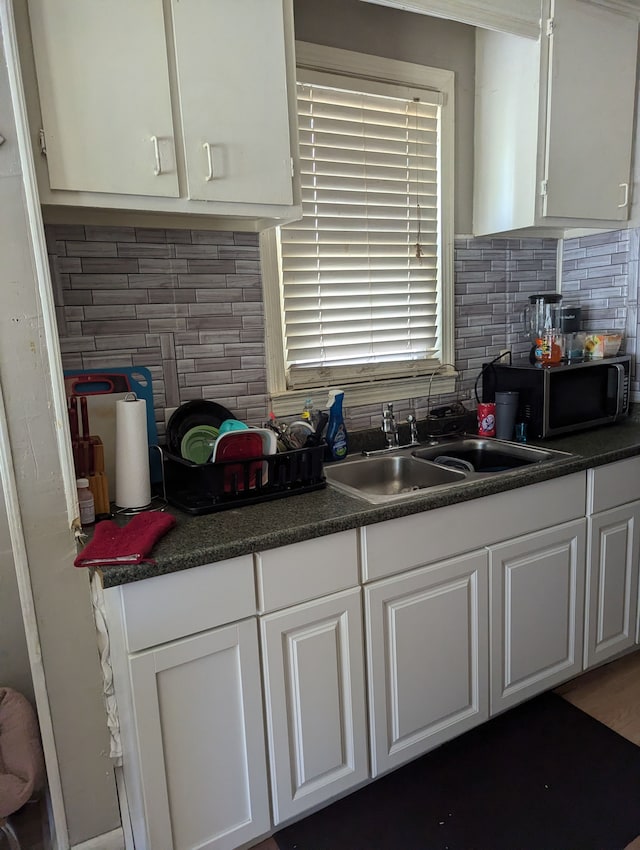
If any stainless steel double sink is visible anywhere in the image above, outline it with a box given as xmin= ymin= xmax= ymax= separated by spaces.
xmin=324 ymin=436 xmax=573 ymax=504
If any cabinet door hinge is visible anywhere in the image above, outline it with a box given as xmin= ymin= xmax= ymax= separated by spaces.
xmin=546 ymin=17 xmax=554 ymax=36
xmin=38 ymin=129 xmax=47 ymax=156
xmin=540 ymin=179 xmax=548 ymax=197
xmin=290 ymin=156 xmax=295 ymax=178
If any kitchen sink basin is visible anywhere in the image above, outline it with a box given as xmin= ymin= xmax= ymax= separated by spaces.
xmin=324 ymin=454 xmax=467 ymax=504
xmin=324 ymin=436 xmax=574 ymax=504
xmin=412 ymin=437 xmax=571 ymax=472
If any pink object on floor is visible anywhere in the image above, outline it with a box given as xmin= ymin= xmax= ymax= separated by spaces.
xmin=0 ymin=688 xmax=45 ymax=820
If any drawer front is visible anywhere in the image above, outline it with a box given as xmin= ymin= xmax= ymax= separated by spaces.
xmin=362 ymin=472 xmax=587 ymax=582
xmin=587 ymin=456 xmax=640 ymax=514
xmin=120 ymin=555 xmax=256 ymax=652
xmin=256 ymin=530 xmax=359 ymax=612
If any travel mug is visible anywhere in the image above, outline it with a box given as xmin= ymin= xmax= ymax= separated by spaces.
xmin=477 ymin=402 xmax=496 ymax=437
xmin=495 ymin=391 xmax=519 ymax=440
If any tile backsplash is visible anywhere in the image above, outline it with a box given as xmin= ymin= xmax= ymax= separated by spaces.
xmin=49 ymin=222 xmax=638 ymax=439
xmin=49 ymin=225 xmax=266 ymax=440
xmin=562 ymin=228 xmax=639 ymax=397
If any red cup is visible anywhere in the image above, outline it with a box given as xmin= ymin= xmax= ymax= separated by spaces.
xmin=477 ymin=402 xmax=496 ymax=437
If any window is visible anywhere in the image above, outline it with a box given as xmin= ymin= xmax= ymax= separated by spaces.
xmin=262 ymin=44 xmax=455 ymax=412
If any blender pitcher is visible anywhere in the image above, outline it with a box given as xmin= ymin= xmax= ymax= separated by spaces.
xmin=525 ymin=293 xmax=563 ymax=364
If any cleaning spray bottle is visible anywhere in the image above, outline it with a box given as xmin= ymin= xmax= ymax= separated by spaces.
xmin=325 ymin=389 xmax=348 ymax=461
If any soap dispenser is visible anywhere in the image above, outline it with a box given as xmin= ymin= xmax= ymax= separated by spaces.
xmin=325 ymin=389 xmax=348 ymax=461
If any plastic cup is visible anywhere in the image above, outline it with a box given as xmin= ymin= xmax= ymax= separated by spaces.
xmin=495 ymin=391 xmax=519 ymax=440
xmin=514 ymin=422 xmax=528 ymax=443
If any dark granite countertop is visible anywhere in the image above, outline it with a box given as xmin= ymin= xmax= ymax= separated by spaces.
xmin=100 ymin=415 xmax=640 ymax=589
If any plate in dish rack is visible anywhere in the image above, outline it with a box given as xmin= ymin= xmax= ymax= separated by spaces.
xmin=166 ymin=399 xmax=235 ymax=456
xmin=180 ymin=425 xmax=220 ymax=464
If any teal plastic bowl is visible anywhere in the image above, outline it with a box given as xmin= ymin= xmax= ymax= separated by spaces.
xmin=218 ymin=418 xmax=249 ymax=435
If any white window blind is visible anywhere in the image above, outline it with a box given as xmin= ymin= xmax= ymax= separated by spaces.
xmin=281 ymin=75 xmax=444 ymax=390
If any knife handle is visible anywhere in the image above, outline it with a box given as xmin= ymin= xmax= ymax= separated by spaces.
xmin=69 ymin=398 xmax=79 ymax=444
xmin=80 ymin=396 xmax=90 ymax=439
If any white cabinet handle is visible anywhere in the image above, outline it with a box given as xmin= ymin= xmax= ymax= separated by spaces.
xmin=150 ymin=135 xmax=162 ymax=176
xmin=203 ymin=142 xmax=214 ymax=182
xmin=618 ymin=182 xmax=629 ymax=208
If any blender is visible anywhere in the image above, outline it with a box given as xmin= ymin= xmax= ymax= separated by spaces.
xmin=525 ymin=293 xmax=563 ymax=364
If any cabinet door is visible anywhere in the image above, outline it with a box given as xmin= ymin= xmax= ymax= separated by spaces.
xmin=128 ymin=619 xmax=269 ymax=850
xmin=365 ymin=550 xmax=489 ymax=777
xmin=490 ymin=519 xmax=586 ymax=714
xmin=260 ymin=588 xmax=368 ymax=824
xmin=585 ymin=503 xmax=640 ymax=669
xmin=542 ymin=0 xmax=637 ymax=220
xmin=28 ymin=0 xmax=179 ymax=197
xmin=171 ymin=0 xmax=294 ymax=205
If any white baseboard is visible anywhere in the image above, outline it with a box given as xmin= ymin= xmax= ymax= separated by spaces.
xmin=71 ymin=828 xmax=125 ymax=850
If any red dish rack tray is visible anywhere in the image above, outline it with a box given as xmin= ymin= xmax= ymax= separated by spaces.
xmin=161 ymin=443 xmax=326 ymax=515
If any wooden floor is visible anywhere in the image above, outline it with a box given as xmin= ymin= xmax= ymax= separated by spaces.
xmin=557 ymin=648 xmax=640 ymax=745
xmin=251 ymin=649 xmax=640 ymax=850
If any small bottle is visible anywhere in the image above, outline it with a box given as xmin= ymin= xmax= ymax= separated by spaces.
xmin=302 ymin=398 xmax=314 ymax=422
xmin=77 ymin=478 xmax=95 ymax=525
xmin=325 ymin=389 xmax=348 ymax=461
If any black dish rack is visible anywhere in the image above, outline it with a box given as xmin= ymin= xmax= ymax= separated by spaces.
xmin=162 ymin=443 xmax=326 ymax=515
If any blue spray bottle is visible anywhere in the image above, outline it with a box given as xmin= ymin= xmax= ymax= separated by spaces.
xmin=325 ymin=389 xmax=348 ymax=461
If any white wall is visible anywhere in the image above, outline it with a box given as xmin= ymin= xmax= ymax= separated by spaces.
xmin=0 ymin=13 xmax=120 ymax=846
xmin=293 ymin=0 xmax=476 ymax=234
xmin=0 ymin=487 xmax=34 ymax=702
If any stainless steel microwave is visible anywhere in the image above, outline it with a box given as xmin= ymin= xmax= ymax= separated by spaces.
xmin=488 ymin=355 xmax=631 ymax=439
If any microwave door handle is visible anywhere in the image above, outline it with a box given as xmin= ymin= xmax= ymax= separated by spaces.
xmin=612 ymin=364 xmax=625 ymax=417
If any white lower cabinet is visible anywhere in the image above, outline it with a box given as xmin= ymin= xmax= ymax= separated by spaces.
xmin=127 ymin=618 xmax=270 ymax=850
xmin=260 ymin=588 xmax=368 ymax=824
xmin=489 ymin=519 xmax=587 ymax=714
xmin=364 ymin=550 xmax=489 ymax=777
xmin=102 ymin=464 xmax=640 ymax=848
xmin=585 ymin=502 xmax=640 ymax=668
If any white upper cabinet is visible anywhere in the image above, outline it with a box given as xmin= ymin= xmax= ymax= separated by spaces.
xmin=172 ymin=0 xmax=293 ymax=206
xmin=27 ymin=0 xmax=179 ymax=198
xmin=474 ymin=0 xmax=639 ymax=236
xmin=20 ymin=0 xmax=301 ymax=226
xmin=543 ymin=0 xmax=637 ymax=221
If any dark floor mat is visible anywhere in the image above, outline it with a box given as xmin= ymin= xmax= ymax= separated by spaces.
xmin=274 ymin=692 xmax=640 ymax=850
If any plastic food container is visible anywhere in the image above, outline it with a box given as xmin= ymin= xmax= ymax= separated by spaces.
xmin=211 ymin=431 xmax=265 ymax=490
xmin=564 ymin=331 xmax=586 ymax=361
xmin=584 ymin=332 xmax=623 ymax=359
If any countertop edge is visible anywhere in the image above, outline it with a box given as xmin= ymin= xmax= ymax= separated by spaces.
xmin=100 ymin=425 xmax=640 ymax=588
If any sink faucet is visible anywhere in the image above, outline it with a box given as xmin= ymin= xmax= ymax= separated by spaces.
xmin=381 ymin=403 xmax=399 ymax=448
xmin=362 ymin=405 xmax=420 ymax=457
xmin=407 ymin=413 xmax=419 ymax=445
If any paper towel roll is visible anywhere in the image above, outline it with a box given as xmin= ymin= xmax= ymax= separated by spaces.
xmin=115 ymin=393 xmax=151 ymax=509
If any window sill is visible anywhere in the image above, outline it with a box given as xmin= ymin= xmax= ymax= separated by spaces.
xmin=270 ymin=374 xmax=458 ymax=417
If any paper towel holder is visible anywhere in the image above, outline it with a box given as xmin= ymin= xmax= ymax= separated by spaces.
xmin=115 ymin=444 xmax=168 ymax=516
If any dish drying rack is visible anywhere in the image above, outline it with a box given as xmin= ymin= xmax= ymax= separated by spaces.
xmin=424 ymin=364 xmax=474 ymax=438
xmin=161 ymin=443 xmax=326 ymax=515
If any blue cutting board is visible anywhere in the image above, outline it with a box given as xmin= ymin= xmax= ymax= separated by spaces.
xmin=64 ymin=367 xmax=161 ymax=494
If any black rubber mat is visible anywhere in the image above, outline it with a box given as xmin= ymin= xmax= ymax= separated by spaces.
xmin=274 ymin=692 xmax=640 ymax=850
